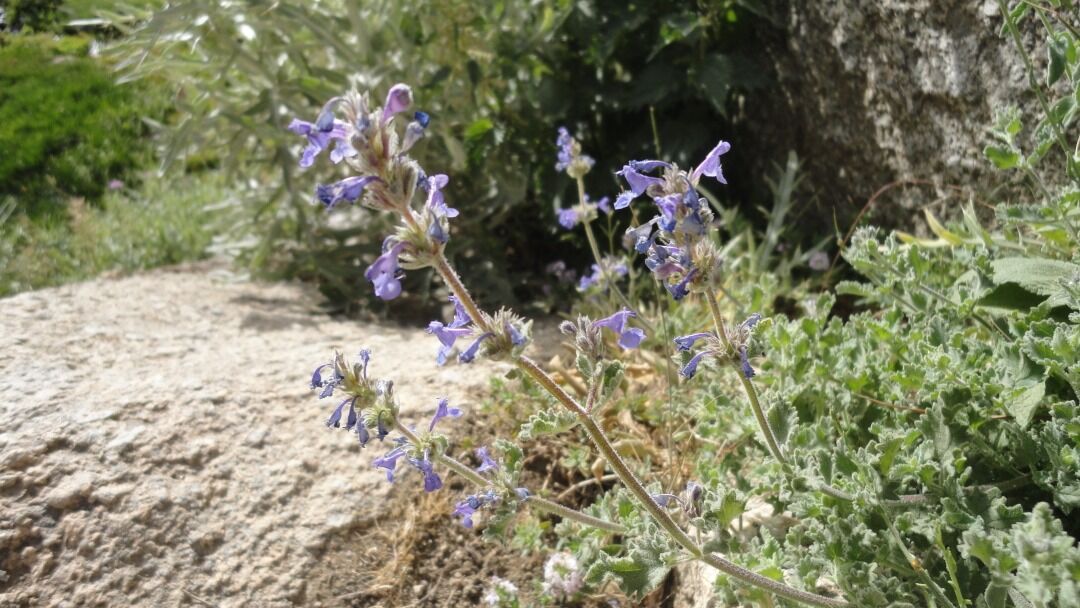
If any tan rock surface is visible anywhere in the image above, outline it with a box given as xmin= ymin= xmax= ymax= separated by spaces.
xmin=0 ymin=264 xmax=505 ymax=607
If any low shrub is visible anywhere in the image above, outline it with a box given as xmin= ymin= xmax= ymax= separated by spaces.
xmin=0 ymin=34 xmax=163 ymax=217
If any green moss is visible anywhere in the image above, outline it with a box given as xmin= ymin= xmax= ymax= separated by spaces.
xmin=0 ymin=34 xmax=164 ymax=217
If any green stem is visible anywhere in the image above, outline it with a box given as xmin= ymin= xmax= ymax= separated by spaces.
xmin=705 ymin=291 xmax=788 ymax=466
xmin=997 ymin=0 xmax=1073 ymax=165
xmin=429 ymin=250 xmax=849 ymax=606
xmin=575 ymin=176 xmax=654 ymax=333
xmin=706 ymin=290 xmax=860 ymax=503
xmin=394 ymin=422 xmax=626 ymax=534
xmin=881 ymin=507 xmax=957 ymax=608
xmin=525 ymin=495 xmax=626 ymax=534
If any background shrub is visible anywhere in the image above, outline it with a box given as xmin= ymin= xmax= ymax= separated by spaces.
xmin=115 ymin=0 xmax=768 ymax=313
xmin=0 ymin=33 xmax=163 ymax=217
xmin=2 ymin=0 xmax=63 ymax=32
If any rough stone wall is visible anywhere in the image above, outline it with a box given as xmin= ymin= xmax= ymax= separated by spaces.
xmin=748 ymin=0 xmax=1062 ymax=227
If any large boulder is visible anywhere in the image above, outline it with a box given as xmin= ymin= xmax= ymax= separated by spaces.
xmin=746 ymin=0 xmax=1060 ymax=227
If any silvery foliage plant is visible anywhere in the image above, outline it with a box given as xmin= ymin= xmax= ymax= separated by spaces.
xmin=297 ymin=83 xmax=853 ymax=607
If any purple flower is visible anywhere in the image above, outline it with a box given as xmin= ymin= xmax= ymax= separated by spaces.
xmin=382 ymin=84 xmax=413 ymax=124
xmin=311 ymin=362 xmax=343 ymax=398
xmin=364 ymin=239 xmax=407 ymax=301
xmin=625 ymin=219 xmax=658 ymax=253
xmin=449 ymin=296 xmax=471 ymax=327
xmin=684 ymin=481 xmax=704 ymax=516
xmin=410 ymin=454 xmax=443 ymax=492
xmin=453 ymin=489 xmax=499 ymax=528
xmin=376 ymin=412 xmax=391 ymax=440
xmin=555 ymin=127 xmax=574 ymax=172
xmin=325 ymin=397 xmax=351 ymax=428
xmin=690 ymin=140 xmax=730 ymax=185
xmin=108 ymin=179 xmax=124 ymax=190
xmin=593 ymin=308 xmax=646 ymax=350
xmin=557 ymin=207 xmax=579 ymax=229
xmin=357 ymin=349 xmax=371 ymax=380
xmin=665 ymin=268 xmax=697 ymax=300
xmin=430 ymin=296 xmax=473 ymax=365
xmin=741 ymin=313 xmax=762 ymax=330
xmin=652 ymin=493 xmax=681 ymax=508
xmin=475 ymin=447 xmax=498 ymax=473
xmin=374 ymin=445 xmax=408 ymax=482
xmin=808 ymin=251 xmax=830 ymax=272
xmin=680 ymin=351 xmax=709 ymax=379
xmin=674 ymin=332 xmax=712 ymax=352
xmin=613 ymin=161 xmax=666 ymax=209
xmin=427 ymin=321 xmax=472 ymax=348
xmin=310 ymin=363 xmax=331 ymax=389
xmin=459 ymin=333 xmax=493 ymax=363
xmin=425 ymin=174 xmax=458 ymax=218
xmin=578 ymin=264 xmax=602 ymax=290
xmin=595 ymin=196 xmax=612 ymax=215
xmin=428 ymin=219 xmax=449 ymax=244
xmin=578 ymin=261 xmax=628 ymax=291
xmin=356 ymin=421 xmax=370 ymax=447
xmin=429 ymin=397 xmax=462 ymax=432
xmin=506 ymin=322 xmax=527 ymax=347
xmin=287 ymin=102 xmax=353 ymax=168
xmin=401 ymin=111 xmax=430 ymax=152
xmin=453 ymin=498 xmax=479 ymax=528
xmin=315 ymin=175 xmax=378 ymax=209
xmin=344 ymin=399 xmax=358 ymax=430
xmin=740 ymin=348 xmax=756 ymax=379
xmin=555 ymin=127 xmax=594 ymax=173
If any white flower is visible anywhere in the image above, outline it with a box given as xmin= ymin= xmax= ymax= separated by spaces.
xmin=542 ymin=552 xmax=583 ymax=598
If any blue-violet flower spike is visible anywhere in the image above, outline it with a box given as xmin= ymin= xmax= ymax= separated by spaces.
xmin=475 ymin=447 xmax=498 ymax=473
xmin=429 ymin=397 xmax=462 ymax=432
xmin=680 ymin=351 xmax=708 ymax=379
xmin=382 ymin=84 xmax=413 ymax=124
xmin=690 ymin=140 xmax=730 ymax=185
xmin=674 ymin=332 xmax=712 ymax=352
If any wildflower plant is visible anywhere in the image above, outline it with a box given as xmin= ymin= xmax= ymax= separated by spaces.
xmin=297 ymin=19 xmax=1079 ymax=598
xmin=295 ymin=81 xmax=853 ymax=607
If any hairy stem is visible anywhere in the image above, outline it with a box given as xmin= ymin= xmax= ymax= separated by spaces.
xmin=707 ymin=290 xmax=858 ymax=503
xmin=575 ymin=176 xmax=654 ymax=332
xmin=525 ymin=495 xmax=626 ymax=534
xmin=428 ymin=250 xmax=849 ymax=606
xmin=705 ymin=291 xmax=788 ymax=466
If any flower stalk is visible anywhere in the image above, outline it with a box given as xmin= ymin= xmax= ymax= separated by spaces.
xmin=394 ymin=420 xmax=626 ymax=534
xmin=437 ymin=251 xmax=849 ymax=607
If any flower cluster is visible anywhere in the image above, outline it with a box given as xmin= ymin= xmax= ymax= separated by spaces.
xmin=310 ymin=349 xmax=388 ymax=446
xmin=288 ymin=83 xmax=450 ymax=302
xmin=614 ymin=141 xmax=731 ymax=300
xmin=554 ymin=127 xmax=595 ymax=178
xmin=451 ymin=447 xmax=529 ymax=528
xmin=675 ymin=313 xmax=762 ymax=379
xmin=556 ymin=194 xmax=611 ymax=230
xmin=372 ymin=397 xmax=462 ymax=492
xmin=577 ymin=256 xmax=627 ymax=292
xmin=427 ymin=297 xmax=531 ymax=365
xmin=542 ymin=552 xmax=584 ymax=598
xmin=558 ymin=308 xmax=647 ymax=365
xmin=593 ymin=307 xmax=646 ymax=350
